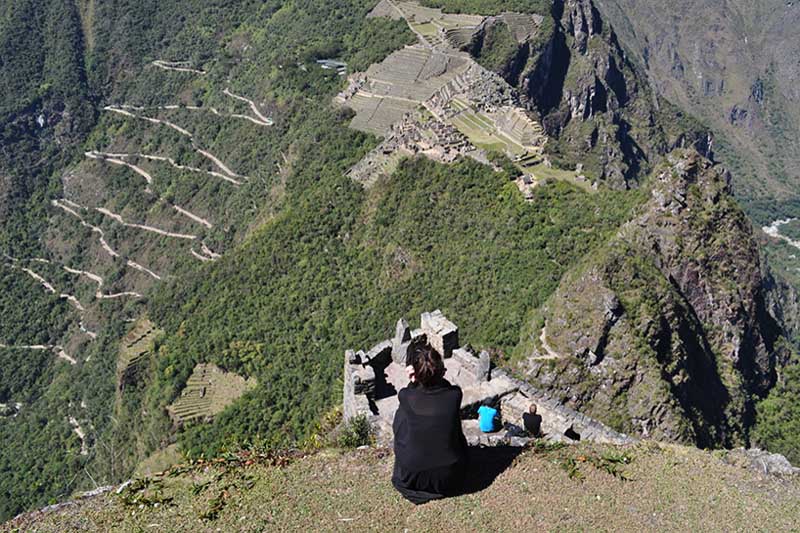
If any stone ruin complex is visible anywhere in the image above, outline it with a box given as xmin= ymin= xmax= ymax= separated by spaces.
xmin=337 ymin=1 xmax=550 ymax=190
xmin=343 ymin=310 xmax=634 ymax=447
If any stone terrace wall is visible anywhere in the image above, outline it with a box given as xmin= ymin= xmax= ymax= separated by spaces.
xmin=343 ymin=311 xmax=635 ymax=447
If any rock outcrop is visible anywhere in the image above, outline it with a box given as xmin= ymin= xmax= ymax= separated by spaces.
xmin=523 ymin=149 xmax=787 ymax=447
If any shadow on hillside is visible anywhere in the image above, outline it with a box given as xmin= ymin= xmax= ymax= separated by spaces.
xmin=458 ymin=446 xmax=525 ymax=495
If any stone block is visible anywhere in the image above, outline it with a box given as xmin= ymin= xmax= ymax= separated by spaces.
xmin=346 ymin=349 xmax=360 ymax=365
xmin=353 ymin=365 xmax=376 ymax=396
xmin=452 ymin=347 xmax=473 ymax=360
xmin=485 ymin=375 xmax=518 ymax=398
xmin=343 ymin=394 xmax=372 ymax=422
xmin=392 ymin=340 xmax=411 ymax=366
xmin=500 ymin=392 xmax=530 ymax=425
xmin=394 ymin=318 xmax=411 ymax=344
xmin=477 ymin=350 xmax=490 ymax=381
xmin=420 ymin=310 xmax=458 ymax=357
xmin=451 ymin=347 xmax=491 ymax=382
xmin=509 ymin=436 xmax=531 ymax=447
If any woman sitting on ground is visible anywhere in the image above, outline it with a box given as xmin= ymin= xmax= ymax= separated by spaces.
xmin=392 ymin=341 xmax=469 ymax=504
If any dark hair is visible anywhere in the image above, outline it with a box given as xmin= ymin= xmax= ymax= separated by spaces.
xmin=408 ymin=340 xmax=445 ymax=387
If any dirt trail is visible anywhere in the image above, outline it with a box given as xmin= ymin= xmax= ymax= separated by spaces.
xmin=86 ymin=150 xmax=153 ymax=186
xmin=21 ymin=267 xmax=57 ymax=293
xmin=536 ymin=324 xmax=561 ymax=360
xmin=7 ymin=255 xmax=140 ymax=309
xmin=173 ymin=205 xmax=213 ymax=228
xmin=19 ymin=267 xmax=86 ymax=312
xmin=52 ymin=199 xmax=163 ymax=281
xmin=101 ymin=107 xmax=249 ymax=181
xmin=62 ymin=266 xmax=103 ymax=285
xmin=0 ymin=344 xmax=52 ymax=350
xmin=201 ymin=242 xmax=221 ymax=259
xmin=223 ymin=88 xmax=274 ymax=125
xmin=124 ymin=260 xmax=162 ymax=280
xmin=53 ymin=199 xmax=120 ymax=259
xmin=196 ymin=148 xmax=245 ymax=179
xmin=191 ymin=242 xmax=222 ymax=262
xmin=94 ymin=152 xmax=242 ymax=186
xmin=55 ymin=347 xmax=78 ymax=365
xmin=104 ymin=106 xmax=193 ymax=137
xmin=117 ymin=103 xmax=271 ymax=128
xmin=79 ymin=322 xmax=98 ymax=339
xmin=386 ymin=0 xmax=431 ymax=46
xmin=62 ymin=266 xmax=143 ymax=300
xmin=191 ymin=249 xmax=213 ymax=262
xmin=763 ymin=218 xmax=800 ymax=251
xmin=0 ymin=344 xmax=77 ymax=365
xmin=95 ymin=207 xmax=198 ymax=240
xmin=151 ymin=60 xmax=206 ymax=75
xmin=68 ymin=416 xmax=90 ymax=455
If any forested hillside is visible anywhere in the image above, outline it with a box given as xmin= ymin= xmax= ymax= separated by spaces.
xmin=1 ymin=0 xmax=798 ymax=522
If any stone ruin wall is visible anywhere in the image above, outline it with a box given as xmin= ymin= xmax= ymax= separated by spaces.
xmin=343 ymin=310 xmax=634 ymax=447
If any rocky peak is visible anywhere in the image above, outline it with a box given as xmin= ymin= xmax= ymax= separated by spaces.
xmin=468 ymin=0 xmax=709 ymax=189
xmin=522 ymin=149 xmax=786 ymax=447
xmin=564 ymin=0 xmax=603 ymax=54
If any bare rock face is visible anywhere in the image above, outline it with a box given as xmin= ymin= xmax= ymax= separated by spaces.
xmin=524 ymin=149 xmax=787 ymax=447
xmin=593 ymin=0 xmax=800 ymax=208
xmin=564 ymin=0 xmax=602 ymax=54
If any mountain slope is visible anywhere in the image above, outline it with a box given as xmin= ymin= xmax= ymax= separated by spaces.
xmin=590 ymin=0 xmax=800 ymax=298
xmin=460 ymin=0 xmax=710 ymax=188
xmin=519 ymin=149 xmax=787 ymax=447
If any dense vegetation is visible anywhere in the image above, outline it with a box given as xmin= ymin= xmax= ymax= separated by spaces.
xmin=0 ymin=0 xmax=414 ymax=520
xmin=144 ymin=151 xmax=639 ymax=458
xmin=754 ymin=359 xmax=800 ymax=464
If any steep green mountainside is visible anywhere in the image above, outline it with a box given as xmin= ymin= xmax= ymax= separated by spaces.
xmin=591 ymin=0 xmax=800 ymax=213
xmin=0 ymin=0 xmax=414 ymax=519
xmin=1 ymin=0 xmax=799 ymax=523
xmin=453 ymin=0 xmax=710 ymax=188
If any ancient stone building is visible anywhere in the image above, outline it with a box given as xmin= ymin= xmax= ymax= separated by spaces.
xmin=343 ymin=311 xmax=634 ymax=447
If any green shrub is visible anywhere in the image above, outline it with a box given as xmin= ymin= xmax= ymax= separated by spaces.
xmin=338 ymin=415 xmax=373 ymax=448
xmin=753 ymin=363 xmax=800 ymax=465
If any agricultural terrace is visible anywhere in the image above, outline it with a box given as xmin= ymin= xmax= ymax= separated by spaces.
xmin=168 ymin=363 xmax=256 ymax=425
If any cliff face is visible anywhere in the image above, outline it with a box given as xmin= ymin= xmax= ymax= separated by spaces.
xmin=590 ymin=0 xmax=800 ymax=217
xmin=468 ymin=0 xmax=710 ymax=189
xmin=522 ymin=149 xmax=786 ymax=447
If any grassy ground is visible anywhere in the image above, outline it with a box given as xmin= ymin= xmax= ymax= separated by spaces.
xmin=522 ymin=162 xmax=595 ymax=191
xmin=5 ymin=442 xmax=798 ymax=532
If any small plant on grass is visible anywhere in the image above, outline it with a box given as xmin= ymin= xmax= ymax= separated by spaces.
xmin=118 ymin=478 xmax=174 ymax=508
xmin=560 ymin=456 xmax=584 ymax=481
xmin=559 ymin=449 xmax=634 ymax=482
xmin=302 ymin=406 xmax=344 ymax=450
xmin=590 ymin=451 xmax=633 ymax=481
xmin=338 ymin=414 xmax=373 ymax=448
xmin=529 ymin=439 xmax=567 ymax=454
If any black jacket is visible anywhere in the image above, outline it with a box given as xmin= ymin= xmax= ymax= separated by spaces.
xmin=392 ymin=380 xmax=469 ymax=503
